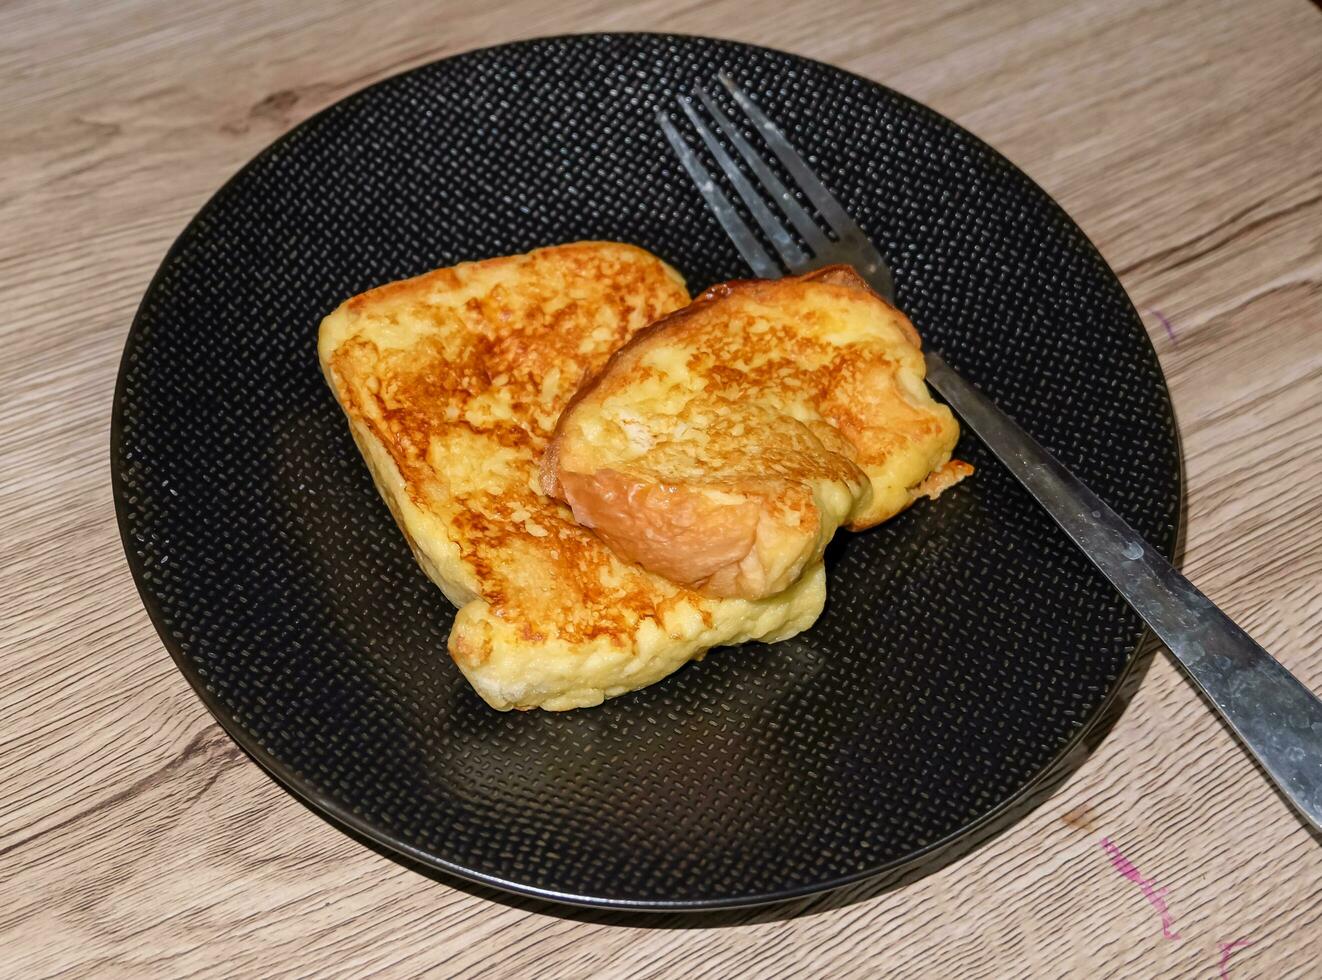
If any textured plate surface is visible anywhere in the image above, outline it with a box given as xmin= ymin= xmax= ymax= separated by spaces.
xmin=112 ymin=33 xmax=1181 ymax=910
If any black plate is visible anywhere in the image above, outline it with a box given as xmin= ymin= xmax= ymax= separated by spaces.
xmin=112 ymin=33 xmax=1181 ymax=911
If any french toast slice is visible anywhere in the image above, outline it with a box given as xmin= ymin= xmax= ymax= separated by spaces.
xmin=318 ymin=243 xmax=826 ymax=711
xmin=543 ymin=266 xmax=970 ymax=599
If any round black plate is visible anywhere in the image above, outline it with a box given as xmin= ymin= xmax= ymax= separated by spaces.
xmin=113 ymin=33 xmax=1182 ymax=910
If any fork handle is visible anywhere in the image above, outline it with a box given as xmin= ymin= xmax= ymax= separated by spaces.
xmin=924 ymin=351 xmax=1322 ymax=833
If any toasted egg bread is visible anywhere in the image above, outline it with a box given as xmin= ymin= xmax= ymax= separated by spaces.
xmin=318 ymin=243 xmax=826 ymax=711
xmin=542 ymin=266 xmax=971 ymax=599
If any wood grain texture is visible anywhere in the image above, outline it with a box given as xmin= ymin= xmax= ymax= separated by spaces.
xmin=2 ymin=0 xmax=1320 ymax=975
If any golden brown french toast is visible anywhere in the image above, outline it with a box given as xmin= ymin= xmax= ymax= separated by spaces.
xmin=543 ymin=266 xmax=970 ymax=599
xmin=318 ymin=243 xmax=826 ymax=711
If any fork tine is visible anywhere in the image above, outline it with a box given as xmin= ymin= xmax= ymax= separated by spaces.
xmin=691 ymin=88 xmax=832 ymax=257
xmin=718 ymin=74 xmax=896 ymax=300
xmin=680 ymin=92 xmax=807 ymax=269
xmin=656 ymin=110 xmax=780 ymax=279
xmin=717 ymin=72 xmax=870 ymax=245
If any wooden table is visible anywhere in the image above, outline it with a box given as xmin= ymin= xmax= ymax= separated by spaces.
xmin=4 ymin=0 xmax=1320 ymax=975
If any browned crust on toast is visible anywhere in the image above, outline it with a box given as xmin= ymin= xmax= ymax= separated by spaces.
xmin=542 ymin=266 xmax=969 ymax=599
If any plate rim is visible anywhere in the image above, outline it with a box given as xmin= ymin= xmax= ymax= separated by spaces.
xmin=109 ymin=30 xmax=1186 ymax=912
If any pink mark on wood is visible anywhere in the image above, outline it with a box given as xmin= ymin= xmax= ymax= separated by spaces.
xmin=1100 ymin=837 xmax=1181 ymax=940
xmin=1218 ymin=939 xmax=1252 ymax=978
xmin=1146 ymin=308 xmax=1178 ymax=345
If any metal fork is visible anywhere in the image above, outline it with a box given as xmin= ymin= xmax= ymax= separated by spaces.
xmin=658 ymin=74 xmax=1322 ymax=834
